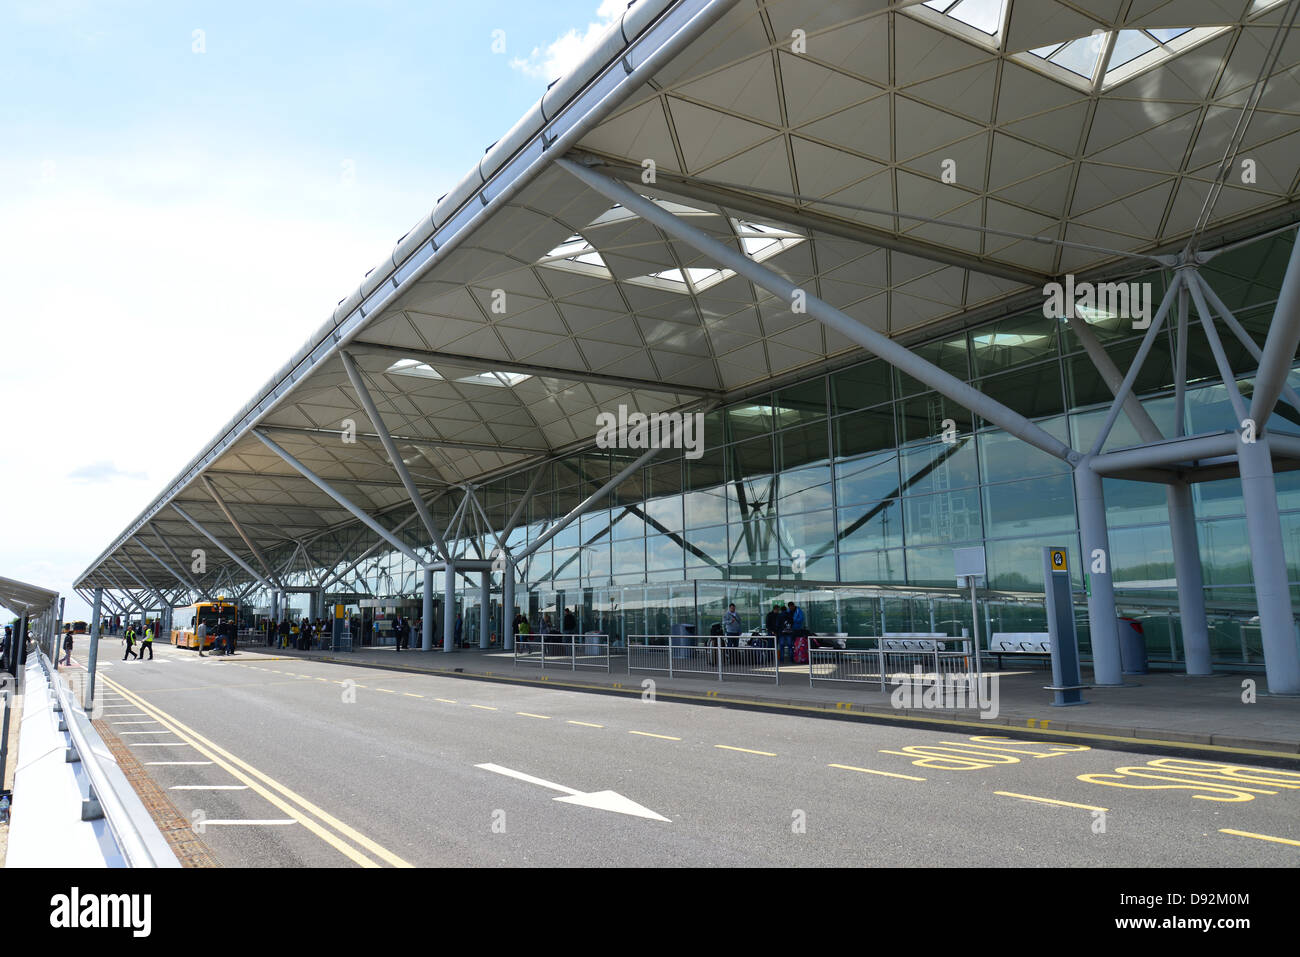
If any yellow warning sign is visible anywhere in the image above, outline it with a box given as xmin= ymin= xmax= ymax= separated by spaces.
xmin=1049 ymin=548 xmax=1068 ymax=573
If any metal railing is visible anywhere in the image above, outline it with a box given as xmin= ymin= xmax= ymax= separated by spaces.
xmin=809 ymin=643 xmax=977 ymax=690
xmin=35 ymin=647 xmax=178 ymax=867
xmin=626 ymin=635 xmax=781 ymax=684
xmin=513 ymin=635 xmax=612 ymax=672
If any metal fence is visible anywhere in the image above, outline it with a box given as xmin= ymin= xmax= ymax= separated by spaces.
xmin=513 ymin=635 xmax=612 ymax=672
xmin=626 ymin=635 xmax=781 ymax=684
xmin=809 ymin=645 xmax=977 ymax=690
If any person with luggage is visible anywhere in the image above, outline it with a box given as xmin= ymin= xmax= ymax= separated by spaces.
xmin=123 ymin=624 xmax=138 ymax=660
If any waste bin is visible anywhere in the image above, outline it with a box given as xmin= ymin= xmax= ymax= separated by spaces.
xmin=670 ymin=622 xmax=696 ymax=660
xmin=1117 ymin=616 xmax=1148 ymax=674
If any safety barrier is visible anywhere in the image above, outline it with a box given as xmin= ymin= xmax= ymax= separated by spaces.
xmin=7 ymin=648 xmax=179 ymax=867
xmin=809 ymin=644 xmax=976 ymax=690
xmin=513 ymin=636 xmax=611 ymax=672
xmin=626 ymin=635 xmax=780 ymax=684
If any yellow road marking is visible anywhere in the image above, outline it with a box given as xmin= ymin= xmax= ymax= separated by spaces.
xmin=829 ymin=763 xmax=925 ymax=781
xmin=435 ymin=698 xmax=457 ymax=704
xmin=404 ymin=693 xmax=424 ymax=698
xmin=102 ymin=675 xmax=412 ymax=868
xmin=470 ymin=704 xmax=497 ymax=711
xmin=629 ymin=731 xmax=680 ymax=740
xmin=516 ymin=712 xmax=550 ymax=719
xmin=567 ymin=720 xmax=603 ymax=728
xmin=1220 ymin=828 xmax=1300 ymax=848
xmin=376 ymin=689 xmax=396 ymax=694
xmin=995 ymin=791 xmax=1107 ymax=812
xmin=715 ymin=745 xmax=776 ymax=756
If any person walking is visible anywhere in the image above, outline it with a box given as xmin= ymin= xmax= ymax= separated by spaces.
xmin=61 ymin=627 xmax=74 ymax=666
xmin=562 ymin=607 xmax=576 ymax=636
xmin=123 ymin=624 xmax=138 ymax=660
xmin=278 ymin=617 xmax=290 ymax=649
xmin=393 ymin=615 xmax=404 ymax=652
xmin=225 ymin=619 xmax=237 ymax=655
xmin=141 ymin=623 xmax=154 ymax=660
xmin=453 ymin=613 xmax=463 ymax=648
xmin=196 ymin=619 xmax=208 ymax=655
xmin=723 ymin=603 xmax=742 ymax=647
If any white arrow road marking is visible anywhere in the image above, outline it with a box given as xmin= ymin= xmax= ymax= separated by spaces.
xmin=475 ymin=763 xmax=670 ymax=822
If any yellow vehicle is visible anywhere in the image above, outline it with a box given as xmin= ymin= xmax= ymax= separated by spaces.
xmin=171 ymin=599 xmax=239 ymax=650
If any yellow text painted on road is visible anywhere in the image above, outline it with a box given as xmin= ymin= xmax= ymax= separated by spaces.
xmin=100 ymin=674 xmax=412 ymax=868
xmin=881 ymin=736 xmax=1091 ymax=771
xmin=1079 ymin=758 xmax=1300 ymax=803
xmin=829 ymin=764 xmax=925 ymax=782
xmin=995 ymin=791 xmax=1108 ymax=813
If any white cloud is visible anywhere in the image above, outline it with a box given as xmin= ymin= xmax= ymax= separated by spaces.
xmin=509 ymin=0 xmax=625 ymax=81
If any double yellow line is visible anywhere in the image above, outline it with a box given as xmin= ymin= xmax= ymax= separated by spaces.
xmin=101 ymin=674 xmax=412 ymax=868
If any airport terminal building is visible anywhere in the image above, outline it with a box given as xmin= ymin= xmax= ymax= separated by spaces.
xmin=75 ymin=0 xmax=1300 ymax=693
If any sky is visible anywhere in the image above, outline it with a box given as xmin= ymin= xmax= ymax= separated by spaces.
xmin=0 ymin=0 xmax=630 ymax=623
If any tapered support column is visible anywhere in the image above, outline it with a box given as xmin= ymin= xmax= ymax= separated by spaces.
xmin=480 ymin=571 xmax=491 ymax=649
xmin=1238 ymin=438 xmax=1300 ymax=695
xmin=422 ymin=569 xmax=434 ymax=652
xmin=1167 ymin=482 xmax=1212 ymax=675
xmin=503 ymin=563 xmax=515 ymax=652
xmin=1075 ymin=459 xmax=1122 ymax=686
xmin=443 ymin=564 xmax=455 ymax=653
xmin=86 ymin=588 xmax=103 ymax=710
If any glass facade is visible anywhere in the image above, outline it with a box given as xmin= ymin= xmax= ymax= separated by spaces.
xmin=250 ymin=234 xmax=1300 ymax=667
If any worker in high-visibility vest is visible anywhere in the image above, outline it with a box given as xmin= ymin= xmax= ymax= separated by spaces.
xmin=141 ymin=624 xmax=154 ymax=660
xmin=123 ymin=625 xmax=138 ymax=660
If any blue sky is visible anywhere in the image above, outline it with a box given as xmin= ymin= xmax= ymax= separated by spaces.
xmin=0 ymin=0 xmax=628 ymax=622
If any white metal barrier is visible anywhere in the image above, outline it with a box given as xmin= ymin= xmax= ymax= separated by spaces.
xmin=809 ymin=643 xmax=976 ymax=690
xmin=626 ymin=635 xmax=780 ymax=683
xmin=513 ymin=636 xmax=612 ymax=672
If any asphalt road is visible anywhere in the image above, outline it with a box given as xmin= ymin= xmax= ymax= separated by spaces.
xmin=62 ymin=636 xmax=1300 ymax=868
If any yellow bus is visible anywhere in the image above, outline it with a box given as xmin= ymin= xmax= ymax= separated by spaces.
xmin=170 ymin=599 xmax=239 ymax=650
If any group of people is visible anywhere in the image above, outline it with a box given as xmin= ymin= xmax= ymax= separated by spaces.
xmin=120 ymin=621 xmax=156 ymax=660
xmin=715 ymin=600 xmax=809 ymax=663
xmin=195 ymin=617 xmax=239 ymax=656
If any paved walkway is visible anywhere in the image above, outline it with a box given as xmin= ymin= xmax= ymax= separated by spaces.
xmin=226 ymin=641 xmax=1300 ymax=760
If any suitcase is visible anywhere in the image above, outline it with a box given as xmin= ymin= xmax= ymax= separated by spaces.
xmin=793 ymin=635 xmax=808 ymax=664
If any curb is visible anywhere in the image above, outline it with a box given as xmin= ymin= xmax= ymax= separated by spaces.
xmin=273 ymin=651 xmax=1300 ymax=766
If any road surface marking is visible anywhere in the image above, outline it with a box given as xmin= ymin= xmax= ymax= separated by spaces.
xmin=995 ymin=791 xmax=1108 ymax=812
xmin=629 ymin=731 xmax=680 ymax=740
xmin=516 ymin=712 xmax=550 ymax=719
xmin=201 ymin=819 xmax=298 ymax=826
xmin=1220 ymin=828 xmax=1300 ymax=848
xmin=567 ymin=721 xmax=603 ymax=728
xmin=475 ymin=763 xmax=670 ymax=822
xmin=715 ymin=745 xmax=776 ymax=756
xmin=470 ymin=704 xmax=498 ymax=711
xmin=102 ymin=675 xmax=410 ymax=868
xmin=147 ymin=761 xmax=213 ymax=766
xmin=170 ymin=785 xmax=250 ymax=791
xmin=376 ymin=689 xmax=396 ymax=694
xmin=829 ymin=764 xmax=926 ymax=781
xmin=112 ymin=721 xmax=160 ymax=725
xmin=117 ymin=731 xmax=177 ymax=735
xmin=436 ymin=698 xmax=457 ymax=704
xmin=404 ymin=693 xmax=423 ymax=698
xmin=130 ymin=743 xmax=193 ymax=747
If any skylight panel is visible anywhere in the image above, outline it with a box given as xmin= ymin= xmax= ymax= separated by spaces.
xmin=385 ymin=360 xmax=443 ymax=380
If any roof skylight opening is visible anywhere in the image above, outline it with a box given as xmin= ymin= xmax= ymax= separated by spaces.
xmin=455 ymin=371 xmax=532 ymax=388
xmin=922 ymin=0 xmax=1006 ymax=36
xmin=1021 ymin=25 xmax=1231 ymax=90
xmin=385 ymin=359 xmax=443 ymax=380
